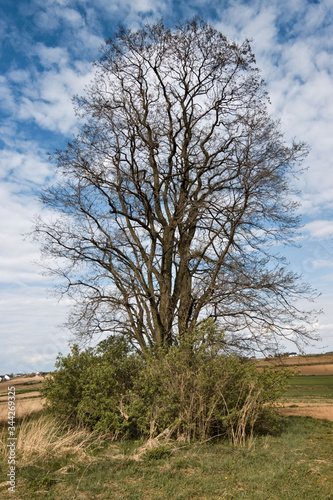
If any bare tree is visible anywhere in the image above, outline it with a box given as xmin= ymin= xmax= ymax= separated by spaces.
xmin=34 ymin=19 xmax=318 ymax=354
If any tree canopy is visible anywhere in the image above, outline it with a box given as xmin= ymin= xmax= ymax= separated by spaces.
xmin=34 ymin=19 xmax=318 ymax=354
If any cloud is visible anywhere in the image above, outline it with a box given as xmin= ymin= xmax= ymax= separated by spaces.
xmin=3 ymin=51 xmax=94 ymax=136
xmin=304 ymin=220 xmax=333 ymax=239
xmin=0 ymin=148 xmax=52 ymax=188
xmin=0 ymin=75 xmax=16 ymax=115
xmin=0 ymin=186 xmax=42 ymax=286
xmin=311 ymin=260 xmax=333 ymax=269
xmin=35 ymin=44 xmax=70 ymax=68
xmin=213 ymin=1 xmax=333 ymax=221
xmin=0 ymin=145 xmax=57 ymax=290
xmin=0 ymin=286 xmax=71 ymax=373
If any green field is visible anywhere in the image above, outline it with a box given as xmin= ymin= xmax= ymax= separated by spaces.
xmin=283 ymin=375 xmax=333 ymax=401
xmin=1 ymin=416 xmax=333 ymax=499
xmin=1 ymin=372 xmax=332 ymax=498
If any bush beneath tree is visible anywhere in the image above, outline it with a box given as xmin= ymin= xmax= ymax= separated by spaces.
xmin=43 ymin=323 xmax=294 ymax=446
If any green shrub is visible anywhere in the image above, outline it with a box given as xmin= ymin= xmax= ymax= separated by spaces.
xmin=43 ymin=324 xmax=294 ymax=445
xmin=43 ymin=336 xmax=142 ymax=434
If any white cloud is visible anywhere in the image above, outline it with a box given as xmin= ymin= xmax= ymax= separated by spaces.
xmin=0 ymin=75 xmax=16 ymax=114
xmin=0 ymin=186 xmax=42 ymax=286
xmin=5 ymin=56 xmax=94 ymax=135
xmin=214 ymin=1 xmax=333 ymax=222
xmin=304 ymin=220 xmax=333 ymax=239
xmin=0 ymin=146 xmax=56 ymax=290
xmin=0 ymin=286 xmax=71 ymax=373
xmin=312 ymin=260 xmax=333 ymax=269
xmin=35 ymin=44 xmax=70 ymax=68
xmin=0 ymin=148 xmax=52 ymax=188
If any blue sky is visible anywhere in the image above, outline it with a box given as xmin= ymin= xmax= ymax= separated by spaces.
xmin=1 ymin=0 xmax=333 ymax=373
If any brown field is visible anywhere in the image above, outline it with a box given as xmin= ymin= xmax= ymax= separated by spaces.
xmin=295 ymin=364 xmax=333 ymax=375
xmin=0 ymin=391 xmax=41 ymax=402
xmin=278 ymin=402 xmax=333 ymax=421
xmin=257 ymin=354 xmax=333 ymax=375
xmin=0 ymin=375 xmax=44 ymax=393
xmin=0 ymin=376 xmax=45 ymax=422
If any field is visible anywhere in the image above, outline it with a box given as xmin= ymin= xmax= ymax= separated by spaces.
xmin=256 ymin=354 xmax=333 ymax=422
xmin=0 ymin=376 xmax=45 ymax=422
xmin=257 ymin=353 xmax=333 ymax=374
xmin=0 ymin=415 xmax=332 ymax=499
xmin=0 ymin=357 xmax=333 ymax=498
xmin=1 ymin=355 xmax=332 ymax=423
xmin=277 ymin=374 xmax=333 ymax=421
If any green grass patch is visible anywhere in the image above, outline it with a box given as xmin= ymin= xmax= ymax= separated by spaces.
xmin=283 ymin=375 xmax=333 ymax=401
xmin=1 ymin=416 xmax=333 ymax=499
xmin=288 ymin=375 xmax=333 ymax=387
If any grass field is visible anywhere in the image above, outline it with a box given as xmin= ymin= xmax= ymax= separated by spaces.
xmin=0 ymin=415 xmax=332 ymax=499
xmin=284 ymin=374 xmax=333 ymax=400
xmin=0 ymin=361 xmax=333 ymax=498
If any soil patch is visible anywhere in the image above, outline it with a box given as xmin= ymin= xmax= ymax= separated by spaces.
xmin=278 ymin=403 xmax=333 ymax=421
xmin=295 ymin=364 xmax=333 ymax=375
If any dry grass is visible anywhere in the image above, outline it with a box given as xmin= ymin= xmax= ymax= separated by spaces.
xmin=0 ymin=398 xmax=45 ymax=422
xmin=0 ymin=415 xmax=104 ymax=466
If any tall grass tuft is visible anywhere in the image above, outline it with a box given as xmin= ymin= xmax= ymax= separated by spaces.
xmin=0 ymin=415 xmax=104 ymax=467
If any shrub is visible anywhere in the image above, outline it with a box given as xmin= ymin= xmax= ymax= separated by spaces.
xmin=133 ymin=345 xmax=292 ymax=445
xmin=43 ymin=324 xmax=294 ymax=445
xmin=43 ymin=336 xmax=142 ymax=435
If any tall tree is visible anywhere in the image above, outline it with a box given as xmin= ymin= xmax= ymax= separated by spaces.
xmin=34 ymin=19 xmax=318 ymax=354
